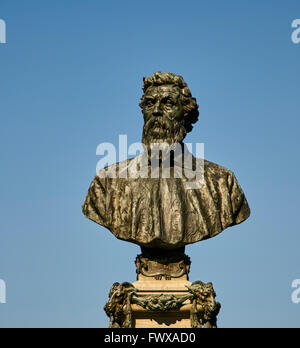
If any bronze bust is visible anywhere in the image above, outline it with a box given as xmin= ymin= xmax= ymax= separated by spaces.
xmin=82 ymin=71 xmax=250 ymax=250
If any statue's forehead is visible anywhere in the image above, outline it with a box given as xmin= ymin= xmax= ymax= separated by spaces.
xmin=144 ymin=85 xmax=180 ymax=98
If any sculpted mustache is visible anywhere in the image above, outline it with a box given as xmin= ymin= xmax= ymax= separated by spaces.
xmin=144 ymin=118 xmax=175 ymax=132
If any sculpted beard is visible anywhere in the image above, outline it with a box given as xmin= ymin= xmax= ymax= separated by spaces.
xmin=142 ymin=116 xmax=187 ymax=147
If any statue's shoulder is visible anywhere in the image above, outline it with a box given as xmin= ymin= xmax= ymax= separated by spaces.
xmin=201 ymin=158 xmax=238 ymax=186
xmin=201 ymin=158 xmax=247 ymax=199
xmin=96 ymin=157 xmax=135 ymax=178
xmin=203 ymin=158 xmax=233 ymax=176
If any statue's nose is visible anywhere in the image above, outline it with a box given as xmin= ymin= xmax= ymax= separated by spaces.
xmin=153 ymin=102 xmax=162 ymax=116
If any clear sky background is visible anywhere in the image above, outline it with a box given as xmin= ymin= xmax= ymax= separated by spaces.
xmin=0 ymin=0 xmax=299 ymax=328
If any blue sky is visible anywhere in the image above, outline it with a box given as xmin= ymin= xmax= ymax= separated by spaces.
xmin=0 ymin=0 xmax=299 ymax=328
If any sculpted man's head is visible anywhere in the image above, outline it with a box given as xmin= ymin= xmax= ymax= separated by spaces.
xmin=140 ymin=71 xmax=199 ymax=146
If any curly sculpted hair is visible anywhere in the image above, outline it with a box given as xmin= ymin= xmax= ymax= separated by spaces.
xmin=139 ymin=71 xmax=199 ymax=133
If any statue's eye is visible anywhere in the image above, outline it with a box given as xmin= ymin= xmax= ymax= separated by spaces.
xmin=162 ymin=98 xmax=174 ymax=107
xmin=145 ymin=99 xmax=154 ymax=107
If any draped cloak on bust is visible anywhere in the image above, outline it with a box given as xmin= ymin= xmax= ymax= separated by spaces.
xmin=82 ymin=150 xmax=250 ymax=250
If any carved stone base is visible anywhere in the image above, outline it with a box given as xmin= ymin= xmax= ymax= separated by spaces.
xmin=132 ymin=277 xmax=193 ymax=328
xmin=104 ymin=250 xmax=221 ymax=328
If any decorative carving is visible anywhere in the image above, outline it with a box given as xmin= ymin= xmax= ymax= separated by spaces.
xmin=135 ymin=247 xmax=191 ymax=280
xmin=104 ymin=280 xmax=220 ymax=328
xmin=132 ymin=294 xmax=191 ymax=311
xmin=104 ymin=282 xmax=136 ymax=328
xmin=187 ymin=281 xmax=221 ymax=328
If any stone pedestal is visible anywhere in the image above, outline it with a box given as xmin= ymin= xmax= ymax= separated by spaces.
xmin=104 ymin=249 xmax=221 ymax=328
xmin=132 ymin=273 xmax=192 ymax=328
